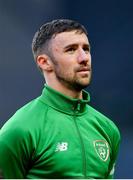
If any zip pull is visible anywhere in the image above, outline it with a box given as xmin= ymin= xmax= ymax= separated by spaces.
xmin=77 ymin=101 xmax=81 ymax=112
xmin=72 ymin=101 xmax=81 ymax=113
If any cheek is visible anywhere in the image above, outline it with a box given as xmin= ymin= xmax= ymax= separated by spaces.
xmin=60 ymin=62 xmax=73 ymax=72
xmin=61 ymin=64 xmax=74 ymax=77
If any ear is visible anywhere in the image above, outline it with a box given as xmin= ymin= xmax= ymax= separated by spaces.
xmin=36 ymin=54 xmax=53 ymax=72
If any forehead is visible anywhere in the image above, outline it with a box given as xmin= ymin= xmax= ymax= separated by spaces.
xmin=50 ymin=30 xmax=89 ymax=48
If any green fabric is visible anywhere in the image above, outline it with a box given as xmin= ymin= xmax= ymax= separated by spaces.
xmin=0 ymin=85 xmax=120 ymax=178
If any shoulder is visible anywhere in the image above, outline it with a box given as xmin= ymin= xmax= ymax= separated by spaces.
xmin=0 ymin=96 xmax=49 ymax=152
xmin=0 ymin=96 xmax=49 ymax=137
xmin=14 ymin=96 xmax=47 ymax=118
xmin=87 ymin=105 xmax=121 ymax=141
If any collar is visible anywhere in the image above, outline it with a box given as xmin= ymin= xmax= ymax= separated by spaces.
xmin=39 ymin=84 xmax=90 ymax=115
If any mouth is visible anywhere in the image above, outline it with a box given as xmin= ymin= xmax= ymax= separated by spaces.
xmin=76 ymin=67 xmax=91 ymax=78
xmin=77 ymin=67 xmax=91 ymax=72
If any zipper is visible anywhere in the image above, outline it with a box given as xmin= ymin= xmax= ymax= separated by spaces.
xmin=73 ymin=102 xmax=87 ymax=178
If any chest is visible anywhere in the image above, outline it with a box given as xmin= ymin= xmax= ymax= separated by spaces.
xmin=27 ymin=112 xmax=112 ymax=178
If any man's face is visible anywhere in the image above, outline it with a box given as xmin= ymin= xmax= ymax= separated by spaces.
xmin=49 ymin=30 xmax=92 ymax=91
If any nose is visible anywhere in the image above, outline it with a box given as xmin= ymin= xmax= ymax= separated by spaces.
xmin=77 ymin=48 xmax=91 ymax=64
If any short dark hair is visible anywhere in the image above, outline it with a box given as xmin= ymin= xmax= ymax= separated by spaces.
xmin=32 ymin=19 xmax=88 ymax=60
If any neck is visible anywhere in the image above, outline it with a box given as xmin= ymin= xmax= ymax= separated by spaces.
xmin=46 ymin=79 xmax=83 ymax=99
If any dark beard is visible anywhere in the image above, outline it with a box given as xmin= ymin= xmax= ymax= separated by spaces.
xmin=50 ymin=54 xmax=92 ymax=92
xmin=55 ymin=72 xmax=91 ymax=92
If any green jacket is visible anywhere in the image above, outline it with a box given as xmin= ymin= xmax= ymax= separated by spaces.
xmin=0 ymin=85 xmax=120 ymax=178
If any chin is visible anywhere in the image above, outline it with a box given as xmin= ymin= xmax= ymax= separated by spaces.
xmin=79 ymin=79 xmax=91 ymax=87
xmin=73 ymin=82 xmax=90 ymax=91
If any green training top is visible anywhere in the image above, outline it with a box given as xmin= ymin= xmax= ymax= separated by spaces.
xmin=0 ymin=85 xmax=120 ymax=178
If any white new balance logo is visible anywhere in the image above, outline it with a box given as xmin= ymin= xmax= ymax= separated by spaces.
xmin=55 ymin=142 xmax=68 ymax=152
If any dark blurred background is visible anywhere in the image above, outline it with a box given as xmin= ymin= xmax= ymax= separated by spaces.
xmin=0 ymin=0 xmax=133 ymax=178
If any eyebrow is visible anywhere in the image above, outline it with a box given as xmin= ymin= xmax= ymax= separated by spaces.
xmin=64 ymin=43 xmax=90 ymax=50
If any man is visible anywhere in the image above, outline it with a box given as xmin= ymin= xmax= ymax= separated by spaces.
xmin=0 ymin=19 xmax=120 ymax=178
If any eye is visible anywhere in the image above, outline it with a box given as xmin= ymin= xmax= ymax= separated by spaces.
xmin=83 ymin=46 xmax=90 ymax=53
xmin=66 ymin=47 xmax=76 ymax=53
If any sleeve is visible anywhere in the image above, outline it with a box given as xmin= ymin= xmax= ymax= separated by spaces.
xmin=0 ymin=125 xmax=33 ymax=178
xmin=106 ymin=122 xmax=121 ymax=179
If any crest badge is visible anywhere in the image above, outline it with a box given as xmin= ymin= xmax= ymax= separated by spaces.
xmin=93 ymin=140 xmax=110 ymax=162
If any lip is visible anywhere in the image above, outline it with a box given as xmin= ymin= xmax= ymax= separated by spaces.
xmin=77 ymin=67 xmax=91 ymax=72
